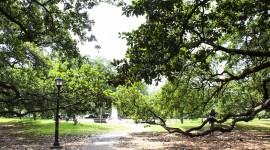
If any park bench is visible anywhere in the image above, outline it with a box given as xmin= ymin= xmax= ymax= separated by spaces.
xmin=94 ymin=118 xmax=107 ymax=123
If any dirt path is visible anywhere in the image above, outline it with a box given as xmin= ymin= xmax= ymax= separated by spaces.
xmin=82 ymin=125 xmax=270 ymax=150
xmin=118 ymin=131 xmax=270 ymax=150
xmin=82 ymin=124 xmax=146 ymax=150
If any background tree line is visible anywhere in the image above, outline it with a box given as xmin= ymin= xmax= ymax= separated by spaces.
xmin=0 ymin=0 xmax=115 ymax=119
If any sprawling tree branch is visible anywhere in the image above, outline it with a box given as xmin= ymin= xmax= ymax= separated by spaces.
xmin=213 ymin=61 xmax=270 ymax=82
xmin=0 ymin=95 xmax=96 ymax=117
xmin=166 ymin=0 xmax=209 ymax=62
xmin=207 ymin=42 xmax=270 ymax=57
xmin=0 ymin=6 xmax=32 ymax=41
xmin=144 ymin=98 xmax=270 ymax=137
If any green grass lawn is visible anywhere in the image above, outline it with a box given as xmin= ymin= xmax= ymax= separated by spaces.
xmin=146 ymin=118 xmax=270 ymax=133
xmin=1 ymin=117 xmax=270 ymax=136
xmin=235 ymin=118 xmax=270 ymax=132
xmin=0 ymin=117 xmax=131 ymax=136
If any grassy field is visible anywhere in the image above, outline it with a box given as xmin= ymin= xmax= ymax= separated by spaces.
xmin=146 ymin=118 xmax=270 ymax=133
xmin=1 ymin=117 xmax=270 ymax=136
xmin=1 ymin=117 xmax=269 ymax=149
xmin=0 ymin=117 xmax=131 ymax=136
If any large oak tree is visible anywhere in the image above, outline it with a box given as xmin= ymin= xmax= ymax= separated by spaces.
xmin=0 ymin=0 xmax=109 ymax=117
xmin=113 ymin=0 xmax=270 ymax=136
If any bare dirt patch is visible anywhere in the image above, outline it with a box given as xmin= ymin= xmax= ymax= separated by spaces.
xmin=118 ymin=131 xmax=270 ymax=150
xmin=0 ymin=133 xmax=90 ymax=150
xmin=0 ymin=123 xmax=90 ymax=150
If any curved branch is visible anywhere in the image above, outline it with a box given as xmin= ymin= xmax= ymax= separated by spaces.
xmin=32 ymin=0 xmax=55 ymax=30
xmin=0 ymin=6 xmax=32 ymax=41
xmin=179 ymin=0 xmax=208 ymax=41
xmin=0 ymin=97 xmax=93 ymax=117
xmin=166 ymin=0 xmax=209 ymax=62
xmin=184 ymin=82 xmax=227 ymax=115
xmin=211 ymin=70 xmax=235 ymax=79
xmin=208 ymin=42 xmax=270 ymax=57
xmin=0 ymin=108 xmax=56 ymax=117
xmin=152 ymin=98 xmax=270 ymax=137
xmin=214 ymin=61 xmax=270 ymax=82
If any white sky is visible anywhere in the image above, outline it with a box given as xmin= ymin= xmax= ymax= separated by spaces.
xmin=78 ymin=2 xmax=165 ymax=92
xmin=79 ymin=2 xmax=145 ymax=60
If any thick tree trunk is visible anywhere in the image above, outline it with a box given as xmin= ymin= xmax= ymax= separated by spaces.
xmin=180 ymin=117 xmax=184 ymax=124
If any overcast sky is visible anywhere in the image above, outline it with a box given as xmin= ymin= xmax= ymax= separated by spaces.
xmin=79 ymin=2 xmax=145 ymax=60
xmin=78 ymin=2 xmax=165 ymax=91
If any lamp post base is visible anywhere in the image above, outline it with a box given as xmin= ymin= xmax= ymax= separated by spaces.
xmin=50 ymin=146 xmax=63 ymax=149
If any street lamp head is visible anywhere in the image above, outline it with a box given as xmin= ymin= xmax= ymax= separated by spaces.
xmin=55 ymin=77 xmax=63 ymax=87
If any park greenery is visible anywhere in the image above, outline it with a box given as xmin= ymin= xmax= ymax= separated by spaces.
xmin=0 ymin=0 xmax=270 ymax=138
xmin=113 ymin=0 xmax=270 ymax=136
xmin=0 ymin=117 xmax=131 ymax=136
xmin=0 ymin=0 xmax=115 ymax=119
xmin=0 ymin=117 xmax=269 ymax=137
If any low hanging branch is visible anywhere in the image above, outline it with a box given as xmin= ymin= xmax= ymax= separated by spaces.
xmin=213 ymin=61 xmax=270 ymax=83
xmin=142 ymin=77 xmax=270 ymax=137
xmin=0 ymin=98 xmax=93 ymax=117
xmin=209 ymin=42 xmax=270 ymax=57
xmin=145 ymin=98 xmax=270 ymax=137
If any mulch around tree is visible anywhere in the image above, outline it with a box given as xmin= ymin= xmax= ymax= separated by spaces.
xmin=118 ymin=131 xmax=270 ymax=150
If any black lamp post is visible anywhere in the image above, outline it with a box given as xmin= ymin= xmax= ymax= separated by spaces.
xmin=50 ymin=77 xmax=63 ymax=149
